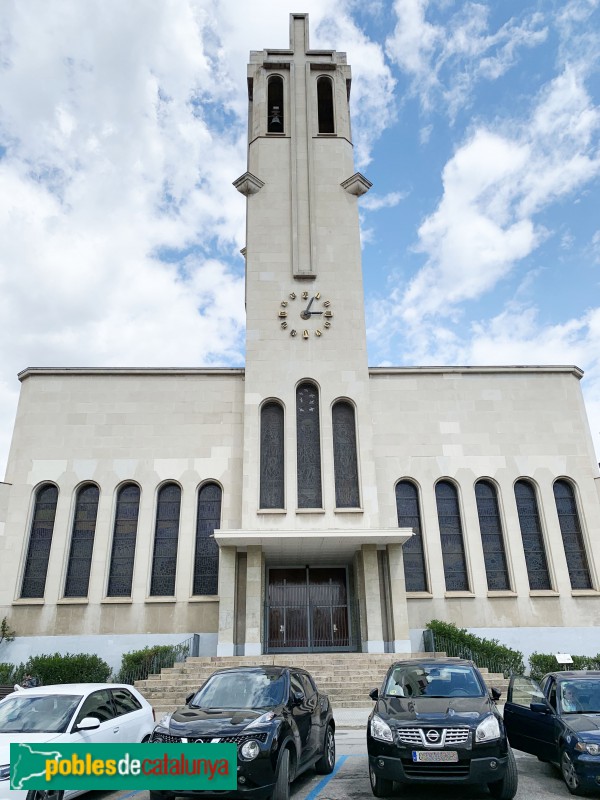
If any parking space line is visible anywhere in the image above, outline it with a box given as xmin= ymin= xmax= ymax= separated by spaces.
xmin=303 ymin=755 xmax=348 ymax=800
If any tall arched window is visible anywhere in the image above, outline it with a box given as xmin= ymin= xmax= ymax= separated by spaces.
xmin=21 ymin=483 xmax=59 ymax=598
xmin=317 ymin=76 xmax=334 ymax=133
xmin=267 ymin=75 xmax=284 ymax=133
xmin=514 ymin=479 xmax=551 ymax=590
xmin=107 ymin=483 xmax=140 ymax=597
xmin=64 ymin=483 xmax=100 ymax=597
xmin=475 ymin=480 xmax=510 ymax=590
xmin=193 ymin=483 xmax=222 ymax=595
xmin=435 ymin=480 xmax=469 ymax=591
xmin=150 ymin=483 xmax=181 ymax=596
xmin=296 ymin=382 xmax=322 ymax=508
xmin=396 ymin=481 xmax=428 ymax=592
xmin=332 ymin=400 xmax=360 ymax=508
xmin=554 ymin=480 xmax=592 ymax=589
xmin=260 ymin=401 xmax=285 ymax=509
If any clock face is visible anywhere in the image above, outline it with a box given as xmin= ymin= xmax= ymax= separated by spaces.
xmin=277 ymin=290 xmax=333 ymax=339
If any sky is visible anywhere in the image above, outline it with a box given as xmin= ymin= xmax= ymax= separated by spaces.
xmin=0 ymin=0 xmax=599 ymax=478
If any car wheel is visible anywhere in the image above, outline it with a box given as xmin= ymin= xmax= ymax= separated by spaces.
xmin=315 ymin=724 xmax=336 ymax=774
xmin=271 ymin=747 xmax=290 ymax=800
xmin=26 ymin=792 xmax=64 ymax=800
xmin=487 ymin=747 xmax=518 ymax=800
xmin=149 ymin=792 xmax=171 ymax=800
xmin=369 ymin=764 xmax=393 ymax=798
xmin=561 ymin=749 xmax=585 ymax=796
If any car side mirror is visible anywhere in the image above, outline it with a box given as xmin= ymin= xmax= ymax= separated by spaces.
xmin=491 ymin=687 xmax=502 ymax=701
xmin=369 ymin=688 xmax=379 ymax=701
xmin=530 ymin=701 xmax=553 ymax=714
xmin=292 ymin=690 xmax=304 ymax=705
xmin=75 ymin=716 xmax=101 ymax=731
xmin=185 ymin=693 xmax=195 ymax=705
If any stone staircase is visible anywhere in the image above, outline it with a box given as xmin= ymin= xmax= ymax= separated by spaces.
xmin=135 ymin=653 xmax=510 ymax=716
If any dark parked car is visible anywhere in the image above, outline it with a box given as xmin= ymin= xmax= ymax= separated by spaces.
xmin=149 ymin=665 xmax=335 ymax=800
xmin=504 ymin=670 xmax=600 ymax=795
xmin=367 ymin=658 xmax=517 ymax=799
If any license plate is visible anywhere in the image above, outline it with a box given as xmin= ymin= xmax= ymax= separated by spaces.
xmin=412 ymin=750 xmax=458 ymax=763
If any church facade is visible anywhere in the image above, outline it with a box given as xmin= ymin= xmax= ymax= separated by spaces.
xmin=1 ymin=14 xmax=599 ymax=670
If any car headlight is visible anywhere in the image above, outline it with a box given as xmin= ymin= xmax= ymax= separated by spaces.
xmin=246 ymin=711 xmax=275 ymax=729
xmin=576 ymin=742 xmax=600 ymax=755
xmin=475 ymin=714 xmax=501 ymax=742
xmin=0 ymin=763 xmax=9 ymax=781
xmin=240 ymin=740 xmax=260 ymax=760
xmin=371 ymin=714 xmax=393 ymax=743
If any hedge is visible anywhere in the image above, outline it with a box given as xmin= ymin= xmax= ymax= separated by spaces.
xmin=116 ymin=644 xmax=189 ymax=684
xmin=17 ymin=653 xmax=111 ymax=685
xmin=529 ymin=652 xmax=600 ymax=682
xmin=426 ymin=620 xmax=525 ymax=676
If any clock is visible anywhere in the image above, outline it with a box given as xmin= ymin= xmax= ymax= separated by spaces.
xmin=277 ymin=290 xmax=333 ymax=338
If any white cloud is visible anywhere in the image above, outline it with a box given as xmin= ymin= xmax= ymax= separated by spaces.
xmin=360 ymin=191 xmax=407 ymax=211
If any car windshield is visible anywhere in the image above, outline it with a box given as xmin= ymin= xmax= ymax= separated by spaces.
xmin=190 ymin=670 xmax=286 ymax=709
xmin=0 ymin=694 xmax=82 ymax=733
xmin=383 ymin=664 xmax=484 ymax=698
xmin=560 ymin=680 xmax=600 ymax=714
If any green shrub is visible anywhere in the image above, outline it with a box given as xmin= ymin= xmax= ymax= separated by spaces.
xmin=19 ymin=653 xmax=111 ymax=685
xmin=0 ymin=662 xmax=16 ymax=683
xmin=425 ymin=620 xmax=525 ymax=676
xmin=529 ymin=652 xmax=600 ymax=682
xmin=116 ymin=644 xmax=189 ymax=684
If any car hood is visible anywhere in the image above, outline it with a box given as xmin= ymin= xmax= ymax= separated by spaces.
xmin=162 ymin=707 xmax=275 ymax=736
xmin=0 ymin=731 xmax=64 ymax=764
xmin=564 ymin=713 xmax=600 ymax=737
xmin=374 ymin=696 xmax=494 ymax=725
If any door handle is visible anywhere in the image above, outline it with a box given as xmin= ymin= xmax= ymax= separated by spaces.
xmin=113 ymin=727 xmax=120 ymax=733
xmin=280 ymin=625 xmax=285 ymax=633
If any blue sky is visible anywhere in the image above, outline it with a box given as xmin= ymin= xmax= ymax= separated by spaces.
xmin=0 ymin=0 xmax=599 ymax=477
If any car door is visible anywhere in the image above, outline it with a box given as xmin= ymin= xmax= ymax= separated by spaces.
xmin=68 ymin=689 xmax=120 ymax=744
xmin=504 ymin=675 xmax=558 ymax=761
xmin=290 ymin=672 xmax=313 ymax=766
xmin=109 ymin=687 xmax=152 ymax=743
xmin=299 ymin=672 xmax=321 ymax=762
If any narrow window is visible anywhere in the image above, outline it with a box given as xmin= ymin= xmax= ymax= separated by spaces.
xmin=260 ymin=401 xmax=284 ymax=509
xmin=193 ymin=483 xmax=222 ymax=595
xmin=475 ymin=480 xmax=510 ymax=590
xmin=296 ymin=382 xmax=322 ymax=508
xmin=267 ymin=75 xmax=284 ymax=133
xmin=332 ymin=401 xmax=360 ymax=507
xmin=21 ymin=484 xmax=58 ymax=598
xmin=554 ymin=480 xmax=592 ymax=589
xmin=317 ymin=76 xmax=334 ymax=133
xmin=514 ymin=479 xmax=551 ymax=590
xmin=150 ymin=483 xmax=181 ymax=596
xmin=396 ymin=481 xmax=428 ymax=592
xmin=435 ymin=481 xmax=469 ymax=591
xmin=64 ymin=483 xmax=100 ymax=597
xmin=107 ymin=483 xmax=140 ymax=597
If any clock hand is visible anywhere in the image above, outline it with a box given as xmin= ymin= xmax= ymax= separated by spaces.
xmin=301 ymin=296 xmax=316 ymax=319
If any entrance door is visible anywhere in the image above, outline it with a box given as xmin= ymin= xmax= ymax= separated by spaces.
xmin=266 ymin=567 xmax=351 ymax=652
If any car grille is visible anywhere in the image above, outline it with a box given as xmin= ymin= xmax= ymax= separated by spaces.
xmin=396 ymin=727 xmax=470 ymax=747
xmin=403 ymin=760 xmax=471 ymax=779
xmin=151 ymin=731 xmax=268 ymax=744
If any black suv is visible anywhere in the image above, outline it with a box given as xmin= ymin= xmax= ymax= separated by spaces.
xmin=367 ymin=659 xmax=517 ymax=799
xmin=149 ymin=665 xmax=335 ymax=800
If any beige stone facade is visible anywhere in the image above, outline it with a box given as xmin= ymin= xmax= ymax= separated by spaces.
xmin=1 ymin=15 xmax=600 ymax=671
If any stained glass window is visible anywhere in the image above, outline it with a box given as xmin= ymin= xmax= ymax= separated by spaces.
xmin=332 ymin=401 xmax=360 ymax=508
xmin=435 ymin=480 xmax=469 ymax=591
xmin=396 ymin=481 xmax=428 ymax=592
xmin=475 ymin=480 xmax=510 ymax=591
xmin=21 ymin=484 xmax=58 ymax=598
xmin=107 ymin=483 xmax=140 ymax=597
xmin=193 ymin=483 xmax=222 ymax=595
xmin=64 ymin=484 xmax=100 ymax=597
xmin=514 ymin=480 xmax=551 ymax=590
xmin=553 ymin=479 xmax=592 ymax=590
xmin=260 ymin=402 xmax=284 ymax=509
xmin=150 ymin=483 xmax=181 ymax=596
xmin=296 ymin=382 xmax=322 ymax=508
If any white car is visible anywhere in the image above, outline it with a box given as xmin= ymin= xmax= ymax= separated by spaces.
xmin=0 ymin=683 xmax=155 ymax=800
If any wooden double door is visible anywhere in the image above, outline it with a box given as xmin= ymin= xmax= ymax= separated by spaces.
xmin=266 ymin=567 xmax=351 ymax=652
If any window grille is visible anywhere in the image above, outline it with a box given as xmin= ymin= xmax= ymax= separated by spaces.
xmin=260 ymin=402 xmax=284 ymax=509
xmin=64 ymin=484 xmax=100 ymax=597
xmin=514 ymin=480 xmax=551 ymax=590
xmin=395 ymin=481 xmax=428 ymax=592
xmin=150 ymin=483 xmax=181 ymax=596
xmin=475 ymin=480 xmax=510 ymax=590
xmin=553 ymin=479 xmax=592 ymax=589
xmin=317 ymin=76 xmax=334 ymax=133
xmin=332 ymin=401 xmax=360 ymax=508
xmin=435 ymin=480 xmax=469 ymax=591
xmin=107 ymin=483 xmax=140 ymax=597
xmin=296 ymin=382 xmax=322 ymax=508
xmin=193 ymin=483 xmax=221 ymax=595
xmin=21 ymin=484 xmax=58 ymax=598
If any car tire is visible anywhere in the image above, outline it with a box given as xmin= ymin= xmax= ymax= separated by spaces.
xmin=149 ymin=792 xmax=171 ymax=800
xmin=561 ymin=749 xmax=585 ymax=796
xmin=315 ymin=724 xmax=336 ymax=774
xmin=26 ymin=792 xmax=64 ymax=800
xmin=271 ymin=747 xmax=290 ymax=800
xmin=487 ymin=747 xmax=518 ymax=800
xmin=369 ymin=764 xmax=394 ymax=798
